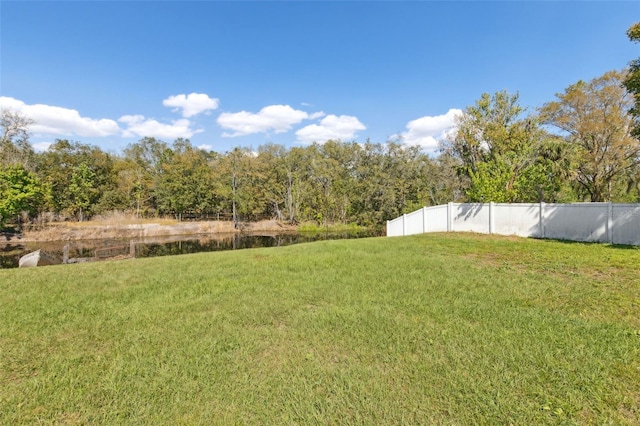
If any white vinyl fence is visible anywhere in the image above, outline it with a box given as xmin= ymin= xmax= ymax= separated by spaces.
xmin=386 ymin=202 xmax=640 ymax=246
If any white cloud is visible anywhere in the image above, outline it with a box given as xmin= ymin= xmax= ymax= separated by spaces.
xmin=32 ymin=142 xmax=52 ymax=152
xmin=197 ymin=144 xmax=213 ymax=151
xmin=162 ymin=93 xmax=219 ymax=118
xmin=0 ymin=96 xmax=25 ymax=110
xmin=295 ymin=114 xmax=366 ymax=144
xmin=398 ymin=109 xmax=462 ymax=150
xmin=119 ymin=115 xmax=202 ymax=139
xmin=308 ymin=111 xmax=326 ymax=120
xmin=217 ymin=104 xmax=323 ymax=137
xmin=0 ymin=96 xmax=120 ymax=137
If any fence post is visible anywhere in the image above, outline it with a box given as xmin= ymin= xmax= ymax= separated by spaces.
xmin=386 ymin=220 xmax=389 ymax=237
xmin=447 ymin=202 xmax=453 ymax=232
xmin=489 ymin=202 xmax=495 ymax=234
xmin=539 ymin=201 xmax=544 ymax=238
xmin=607 ymin=202 xmax=613 ymax=244
xmin=422 ymin=206 xmax=428 ymax=233
xmin=402 ymin=214 xmax=407 ymax=236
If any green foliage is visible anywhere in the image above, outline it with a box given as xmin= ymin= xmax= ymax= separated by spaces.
xmin=155 ymin=139 xmax=218 ymax=220
xmin=467 ymin=152 xmax=566 ymax=203
xmin=1 ymin=234 xmax=639 ymax=423
xmin=624 ymin=22 xmax=640 ymax=138
xmin=68 ymin=163 xmax=98 ymax=221
xmin=446 ymin=91 xmax=563 ymax=202
xmin=36 ymin=139 xmax=117 ymax=217
xmin=541 ymin=70 xmax=639 ymax=201
xmin=0 ymin=165 xmax=46 ymax=227
xmin=296 ymin=221 xmax=368 ymax=233
xmin=21 ymin=65 xmax=640 ymax=225
xmin=467 ymin=158 xmax=517 ymax=202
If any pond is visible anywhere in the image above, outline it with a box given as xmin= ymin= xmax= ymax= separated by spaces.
xmin=0 ymin=230 xmax=380 ymax=269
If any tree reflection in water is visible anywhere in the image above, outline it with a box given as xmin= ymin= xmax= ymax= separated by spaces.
xmin=0 ymin=231 xmax=379 ymax=269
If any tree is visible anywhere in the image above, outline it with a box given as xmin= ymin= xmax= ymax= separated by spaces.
xmin=255 ymin=144 xmax=296 ymax=222
xmin=294 ymin=141 xmax=358 ymax=226
xmin=541 ymin=70 xmax=640 ymax=201
xmin=0 ymin=165 xmax=46 ymax=228
xmin=350 ymin=140 xmax=436 ymax=225
xmin=0 ymin=109 xmax=36 ymax=170
xmin=68 ymin=163 xmax=98 ymax=222
xmin=280 ymin=146 xmax=306 ymax=223
xmin=212 ymin=147 xmax=260 ymax=225
xmin=122 ymin=137 xmax=170 ymax=216
xmin=425 ymin=152 xmax=466 ymax=205
xmin=36 ymin=139 xmax=116 ymax=216
xmin=444 ymin=91 xmax=559 ymax=202
xmin=624 ymin=22 xmax=640 ymax=138
xmin=315 ymin=140 xmax=360 ymax=224
xmin=155 ymin=139 xmax=218 ymax=220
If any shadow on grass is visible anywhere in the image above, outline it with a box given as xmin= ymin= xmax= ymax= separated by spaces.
xmin=534 ymin=236 xmax=640 ymax=251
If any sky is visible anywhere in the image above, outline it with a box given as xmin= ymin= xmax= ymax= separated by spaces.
xmin=0 ymin=1 xmax=638 ymax=155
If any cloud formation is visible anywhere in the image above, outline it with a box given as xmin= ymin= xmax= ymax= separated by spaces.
xmin=1 ymin=95 xmax=461 ymax=152
xmin=119 ymin=115 xmax=202 ymax=139
xmin=32 ymin=142 xmax=53 ymax=152
xmin=197 ymin=144 xmax=213 ymax=151
xmin=217 ymin=104 xmax=324 ymax=137
xmin=0 ymin=96 xmax=120 ymax=137
xmin=399 ymin=109 xmax=462 ymax=150
xmin=295 ymin=114 xmax=366 ymax=144
xmin=162 ymin=93 xmax=219 ymax=118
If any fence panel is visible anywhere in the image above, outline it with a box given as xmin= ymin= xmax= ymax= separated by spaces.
xmin=404 ymin=209 xmax=425 ymax=235
xmin=425 ymin=205 xmax=448 ymax=232
xmin=542 ymin=203 xmax=608 ymax=243
xmin=387 ymin=203 xmax=640 ymax=245
xmin=387 ymin=216 xmax=404 ymax=237
xmin=387 ymin=202 xmax=640 ymax=246
xmin=493 ymin=203 xmax=540 ymax=237
xmin=612 ymin=204 xmax=640 ymax=245
xmin=452 ymin=204 xmax=490 ymax=233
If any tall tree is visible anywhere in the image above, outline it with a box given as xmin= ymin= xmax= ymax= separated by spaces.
xmin=36 ymin=139 xmax=116 ymax=217
xmin=281 ymin=146 xmax=306 ymax=223
xmin=426 ymin=152 xmax=466 ymax=205
xmin=213 ymin=147 xmax=264 ymax=224
xmin=68 ymin=163 xmax=98 ymax=222
xmin=624 ymin=22 xmax=640 ymax=138
xmin=0 ymin=165 xmax=46 ymax=228
xmin=541 ymin=70 xmax=639 ymax=201
xmin=0 ymin=109 xmax=36 ymax=170
xmin=255 ymin=144 xmax=296 ymax=221
xmin=155 ymin=139 xmax=218 ymax=220
xmin=444 ymin=91 xmax=558 ymax=202
xmin=122 ymin=137 xmax=170 ymax=215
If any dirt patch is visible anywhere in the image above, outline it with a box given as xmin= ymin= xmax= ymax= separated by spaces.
xmin=15 ymin=220 xmax=297 ymax=242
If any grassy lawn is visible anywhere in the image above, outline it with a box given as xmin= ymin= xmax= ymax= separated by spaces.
xmin=1 ymin=233 xmax=639 ymax=424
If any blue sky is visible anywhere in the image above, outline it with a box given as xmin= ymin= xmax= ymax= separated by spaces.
xmin=1 ymin=1 xmax=638 ymax=154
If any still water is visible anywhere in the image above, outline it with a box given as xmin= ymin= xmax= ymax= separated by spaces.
xmin=0 ymin=230 xmax=379 ymax=269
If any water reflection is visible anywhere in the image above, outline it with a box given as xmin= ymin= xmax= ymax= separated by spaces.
xmin=0 ymin=230 xmax=378 ymax=269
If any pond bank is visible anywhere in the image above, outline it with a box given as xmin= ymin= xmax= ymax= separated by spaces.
xmin=4 ymin=220 xmax=297 ymax=243
xmin=0 ymin=229 xmax=380 ymax=269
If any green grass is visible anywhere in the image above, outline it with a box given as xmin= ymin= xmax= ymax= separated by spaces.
xmin=296 ymin=221 xmax=372 ymax=234
xmin=1 ymin=233 xmax=639 ymax=424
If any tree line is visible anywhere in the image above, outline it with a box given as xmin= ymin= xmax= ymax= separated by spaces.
xmin=1 ymin=23 xmax=640 ymax=229
xmin=0 ymin=133 xmax=447 ymax=228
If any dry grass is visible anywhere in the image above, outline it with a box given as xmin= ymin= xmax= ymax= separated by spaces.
xmin=49 ymin=211 xmax=180 ymax=226
xmin=19 ymin=214 xmax=297 ymax=242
